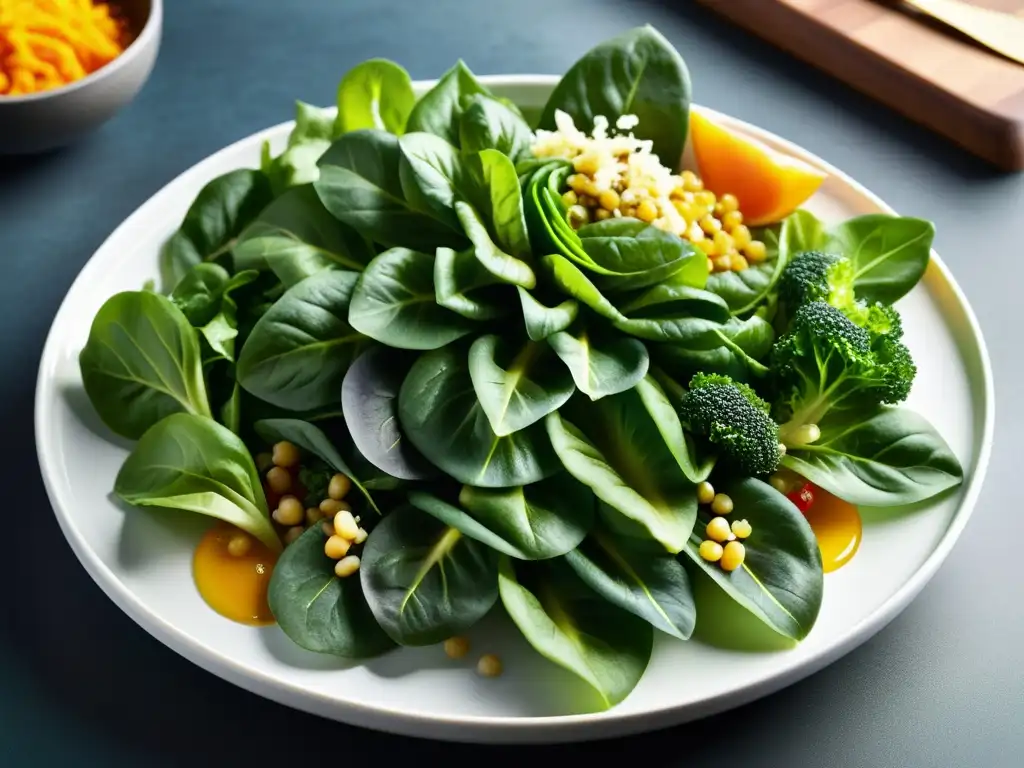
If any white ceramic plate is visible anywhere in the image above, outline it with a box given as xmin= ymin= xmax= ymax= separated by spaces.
xmin=35 ymin=76 xmax=994 ymax=744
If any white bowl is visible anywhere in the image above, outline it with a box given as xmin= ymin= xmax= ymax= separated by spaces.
xmin=34 ymin=76 xmax=994 ymax=744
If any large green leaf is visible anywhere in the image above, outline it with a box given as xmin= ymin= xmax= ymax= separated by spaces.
xmin=547 ymin=326 xmax=649 ymax=400
xmin=564 ymin=526 xmax=696 ymax=640
xmin=499 ymin=557 xmax=653 ymax=711
xmin=159 ymin=169 xmax=274 ymax=290
xmin=79 ymin=291 xmax=212 ymax=440
xmin=340 ymin=346 xmax=437 ymax=481
xmin=465 ymin=149 xmax=532 ymax=259
xmin=433 ymin=246 xmax=509 ymax=321
xmin=650 ymin=315 xmax=774 ymax=384
xmin=538 ymin=25 xmax=692 ymax=171
xmin=236 ymin=270 xmax=364 ymax=410
xmin=253 ymin=418 xmax=381 ymax=515
xmin=268 ymin=524 xmax=395 ymax=658
xmin=314 ymin=129 xmax=467 ymax=250
xmin=399 ymin=345 xmax=561 ymax=488
xmin=782 ymin=406 xmax=963 ymax=506
xmin=405 ymin=60 xmax=490 ymax=146
xmin=680 ymin=477 xmax=823 ymax=640
xmin=468 ymin=334 xmax=576 ymax=436
xmin=459 ymin=94 xmax=534 ymax=162
xmin=517 ymin=287 xmax=578 ymax=341
xmin=397 ymin=132 xmax=468 ymax=231
xmin=335 ymin=58 xmax=416 ymax=135
xmin=545 ymin=391 xmax=697 ymax=552
xmin=576 ymin=218 xmax=704 ymax=292
xmin=348 ymin=247 xmax=475 ymax=350
xmin=114 ymin=413 xmax=279 ymax=551
xmin=360 ymin=505 xmax=499 ymax=645
xmin=234 ymin=184 xmax=373 ymax=287
xmin=455 ymin=201 xmax=536 ymax=289
xmin=407 ymin=475 xmax=593 ymax=560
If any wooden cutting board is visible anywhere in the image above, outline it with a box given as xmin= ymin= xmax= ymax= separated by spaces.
xmin=695 ymin=0 xmax=1024 ymax=171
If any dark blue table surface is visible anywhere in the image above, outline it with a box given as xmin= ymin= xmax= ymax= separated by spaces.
xmin=3 ymin=1 xmax=1022 ymax=765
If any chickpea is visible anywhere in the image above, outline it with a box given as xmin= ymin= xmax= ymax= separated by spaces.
xmin=705 ymin=516 xmax=732 ymax=543
xmin=334 ymin=555 xmax=361 ymax=578
xmin=720 ymin=541 xmax=746 ymax=572
xmin=719 ymin=193 xmax=740 ymax=213
xmin=561 ymin=190 xmax=578 ymax=208
xmin=266 ymin=466 xmax=292 ymax=494
xmin=636 ymin=198 xmax=659 ymax=223
xmin=444 ymin=636 xmax=470 ymax=659
xmin=711 ymin=493 xmax=734 ymax=516
xmin=722 ymin=210 xmax=744 ymax=231
xmin=272 ymin=495 xmax=304 ymax=527
xmin=325 ymin=535 xmax=351 ymax=560
xmin=328 ymin=473 xmax=351 ymax=501
xmin=476 ymin=654 xmax=503 ymax=678
xmin=353 ymin=527 xmax=369 ymax=544
xmin=598 ymin=189 xmax=621 ymax=211
xmin=272 ymin=441 xmax=300 ymax=468
xmin=699 ymin=540 xmax=724 ymax=562
xmin=320 ymin=498 xmax=350 ymax=516
xmin=697 ymin=481 xmax=715 ymax=505
xmin=333 ymin=510 xmax=360 ymax=541
xmin=745 ymin=240 xmax=768 ymax=263
xmin=732 ymin=519 xmax=753 ymax=539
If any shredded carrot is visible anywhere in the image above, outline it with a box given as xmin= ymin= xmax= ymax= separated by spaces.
xmin=0 ymin=0 xmax=129 ymax=96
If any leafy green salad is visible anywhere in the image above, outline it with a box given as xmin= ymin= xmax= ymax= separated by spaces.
xmin=78 ymin=25 xmax=964 ymax=712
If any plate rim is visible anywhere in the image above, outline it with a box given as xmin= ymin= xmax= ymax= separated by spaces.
xmin=33 ymin=74 xmax=995 ymax=743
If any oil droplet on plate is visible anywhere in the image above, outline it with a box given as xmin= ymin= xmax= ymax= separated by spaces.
xmin=193 ymin=523 xmax=278 ymax=625
xmin=803 ymin=488 xmax=861 ymax=573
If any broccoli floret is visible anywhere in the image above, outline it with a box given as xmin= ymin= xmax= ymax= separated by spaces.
xmin=778 ymin=250 xmax=858 ymax=315
xmin=771 ymin=301 xmax=916 ymax=446
xmin=679 ymin=372 xmax=782 ymax=477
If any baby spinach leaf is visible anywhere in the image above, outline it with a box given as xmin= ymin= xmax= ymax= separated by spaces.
xmin=399 ymin=345 xmax=561 ymax=488
xmin=541 ymin=254 xmax=626 ymax=323
xmin=340 ymin=345 xmax=437 ymax=480
xmin=360 ymin=505 xmax=499 ymax=646
xmin=469 ymin=334 xmax=576 ymax=436
xmin=632 ymin=375 xmax=713 ymax=483
xmin=335 ymin=58 xmax=416 ymax=135
xmin=398 ymin=132 xmax=467 ymax=231
xmin=459 ymin=94 xmax=534 ymax=161
xmin=114 ymin=413 xmax=279 ymax=551
xmin=539 ymin=25 xmax=692 ymax=171
xmin=617 ymin=282 xmax=731 ymax=322
xmin=254 ymin=418 xmax=381 ymax=515
xmin=680 ymin=477 xmax=823 ymax=640
xmin=405 ymin=60 xmax=489 ymax=146
xmin=782 ymin=406 xmax=963 ymax=506
xmin=262 ymin=102 xmax=337 ymax=196
xmin=517 ymin=287 xmax=578 ymax=341
xmin=565 ymin=526 xmax=696 ymax=640
xmin=348 ymin=247 xmax=475 ymax=349
xmin=409 ymin=478 xmax=593 ymax=561
xmin=465 ymin=149 xmax=532 ymax=259
xmin=220 ymin=381 xmax=242 ymax=435
xmin=650 ymin=315 xmax=774 ymax=383
xmin=498 ymin=556 xmax=653 ymax=711
xmin=576 ymin=218 xmax=703 ymax=292
xmin=268 ymin=524 xmax=395 ymax=658
xmin=545 ymin=391 xmax=697 ymax=553
xmin=236 ymin=270 xmax=364 ymax=411
xmin=455 ymin=201 xmax=536 ymax=289
xmin=79 ymin=291 xmax=213 ymax=440
xmin=824 ymin=215 xmax=934 ymax=305
xmin=234 ymin=184 xmax=373 ymax=287
xmin=547 ymin=326 xmax=649 ymax=400
xmin=159 ymin=169 xmax=273 ymax=290
xmin=171 ymin=264 xmax=259 ymax=361
xmin=315 ymin=130 xmax=467 ymax=250
xmin=433 ymin=246 xmax=509 ymax=321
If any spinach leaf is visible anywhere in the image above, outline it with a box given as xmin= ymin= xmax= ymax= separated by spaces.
xmin=234 ymin=184 xmax=373 ymax=287
xmin=340 ymin=345 xmax=437 ymax=480
xmin=824 ymin=214 xmax=934 ymax=305
xmin=79 ymin=291 xmax=212 ymax=440
xmin=517 ymin=287 xmax=578 ymax=341
xmin=315 ymin=130 xmax=467 ymax=250
xmin=114 ymin=413 xmax=279 ymax=551
xmin=498 ymin=556 xmax=653 ymax=710
xmin=565 ymin=526 xmax=696 ymax=640
xmin=459 ymin=94 xmax=534 ymax=161
xmin=539 ymin=25 xmax=691 ymax=171
xmin=399 ymin=345 xmax=561 ymax=488
xmin=680 ymin=477 xmax=823 ymax=640
xmin=434 ymin=246 xmax=509 ymax=321
xmin=348 ymin=247 xmax=475 ymax=349
xmin=782 ymin=406 xmax=963 ymax=506
xmin=469 ymin=334 xmax=576 ymax=436
xmin=541 ymin=254 xmax=626 ymax=323
xmin=261 ymin=102 xmax=336 ymax=196
xmin=408 ymin=475 xmax=592 ymax=560
xmin=170 ymin=264 xmax=259 ymax=361
xmin=220 ymin=381 xmax=242 ymax=435
xmin=405 ymin=60 xmax=489 ymax=146
xmin=159 ymin=169 xmax=273 ymax=290
xmin=397 ymin=131 xmax=467 ymax=231
xmin=236 ymin=270 xmax=364 ymax=411
xmin=455 ymin=201 xmax=536 ymax=289
xmin=616 ymin=282 xmax=731 ymax=322
xmin=576 ymin=218 xmax=703 ymax=292
xmin=268 ymin=524 xmax=395 ymax=658
xmin=254 ymin=418 xmax=381 ymax=515
xmin=545 ymin=390 xmax=697 ymax=553
xmin=650 ymin=314 xmax=775 ymax=383
xmin=335 ymin=58 xmax=416 ymax=135
xmin=547 ymin=326 xmax=649 ymax=400
xmin=465 ymin=149 xmax=532 ymax=259
xmin=633 ymin=375 xmax=714 ymax=483
xmin=360 ymin=505 xmax=499 ymax=646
